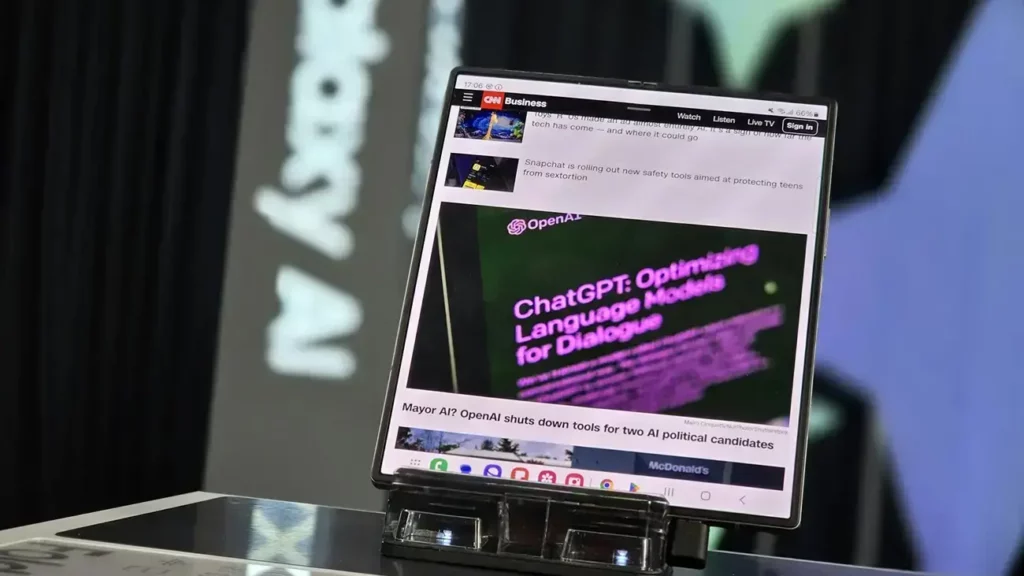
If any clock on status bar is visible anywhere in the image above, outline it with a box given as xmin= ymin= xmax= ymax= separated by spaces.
xmin=462 ymin=81 xmax=502 ymax=90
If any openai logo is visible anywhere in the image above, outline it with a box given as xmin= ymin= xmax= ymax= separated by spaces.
xmin=507 ymin=218 xmax=527 ymax=235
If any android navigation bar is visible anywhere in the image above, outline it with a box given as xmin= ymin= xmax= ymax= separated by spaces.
xmin=456 ymin=89 xmax=823 ymax=138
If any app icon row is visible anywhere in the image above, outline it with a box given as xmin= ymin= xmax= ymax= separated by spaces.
xmin=423 ymin=457 xmax=638 ymax=492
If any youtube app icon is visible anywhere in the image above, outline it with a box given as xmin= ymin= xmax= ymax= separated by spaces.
xmin=481 ymin=91 xmax=504 ymax=110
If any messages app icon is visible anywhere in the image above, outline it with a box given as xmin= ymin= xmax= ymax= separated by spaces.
xmin=429 ymin=458 xmax=448 ymax=471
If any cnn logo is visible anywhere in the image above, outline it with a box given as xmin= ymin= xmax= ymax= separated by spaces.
xmin=481 ymin=91 xmax=504 ymax=110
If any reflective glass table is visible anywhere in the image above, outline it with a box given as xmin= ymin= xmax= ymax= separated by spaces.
xmin=0 ymin=493 xmax=923 ymax=576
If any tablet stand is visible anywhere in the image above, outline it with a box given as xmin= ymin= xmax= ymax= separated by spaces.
xmin=380 ymin=468 xmax=709 ymax=575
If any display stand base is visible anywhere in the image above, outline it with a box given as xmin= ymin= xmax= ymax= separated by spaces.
xmin=667 ymin=517 xmax=709 ymax=570
xmin=380 ymin=468 xmax=709 ymax=575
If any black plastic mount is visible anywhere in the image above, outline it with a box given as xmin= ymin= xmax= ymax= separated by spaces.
xmin=380 ymin=468 xmax=709 ymax=575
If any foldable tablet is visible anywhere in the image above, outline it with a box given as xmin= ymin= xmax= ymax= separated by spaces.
xmin=374 ymin=68 xmax=836 ymax=528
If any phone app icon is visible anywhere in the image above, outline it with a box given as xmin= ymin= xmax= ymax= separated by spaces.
xmin=510 ymin=467 xmax=529 ymax=480
xmin=483 ymin=464 xmax=502 ymax=477
xmin=429 ymin=458 xmax=448 ymax=471
xmin=537 ymin=470 xmax=557 ymax=483
xmin=599 ymin=479 xmax=614 ymax=490
xmin=565 ymin=473 xmax=585 ymax=486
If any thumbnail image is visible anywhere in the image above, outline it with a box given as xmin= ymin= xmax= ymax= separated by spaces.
xmin=395 ymin=427 xmax=574 ymax=467
xmin=405 ymin=203 xmax=809 ymax=425
xmin=445 ymin=154 xmax=519 ymax=192
xmin=454 ymin=108 xmax=527 ymax=142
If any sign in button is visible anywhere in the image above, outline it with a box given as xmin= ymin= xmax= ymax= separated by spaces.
xmin=782 ymin=118 xmax=819 ymax=135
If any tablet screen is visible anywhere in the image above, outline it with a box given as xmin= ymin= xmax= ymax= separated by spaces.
xmin=376 ymin=71 xmax=832 ymax=525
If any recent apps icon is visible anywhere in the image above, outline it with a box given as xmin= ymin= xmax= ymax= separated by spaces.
xmin=565 ymin=473 xmax=585 ymax=486
xmin=483 ymin=464 xmax=502 ymax=477
xmin=510 ymin=467 xmax=529 ymax=481
xmin=429 ymin=458 xmax=448 ymax=472
xmin=537 ymin=470 xmax=557 ymax=483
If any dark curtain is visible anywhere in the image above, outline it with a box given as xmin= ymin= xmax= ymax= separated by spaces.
xmin=460 ymin=0 xmax=978 ymax=570
xmin=0 ymin=0 xmax=250 ymax=529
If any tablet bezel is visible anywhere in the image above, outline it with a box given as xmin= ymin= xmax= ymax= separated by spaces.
xmin=371 ymin=67 xmax=837 ymax=530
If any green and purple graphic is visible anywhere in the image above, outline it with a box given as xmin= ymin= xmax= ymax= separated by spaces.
xmin=406 ymin=203 xmax=808 ymax=425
